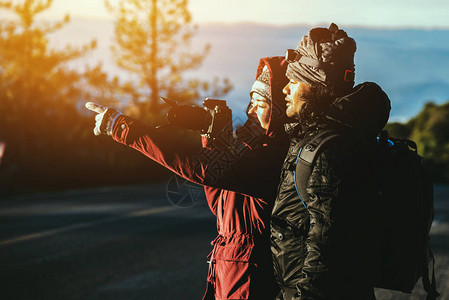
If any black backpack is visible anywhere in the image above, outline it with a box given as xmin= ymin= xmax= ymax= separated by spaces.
xmin=294 ymin=130 xmax=439 ymax=300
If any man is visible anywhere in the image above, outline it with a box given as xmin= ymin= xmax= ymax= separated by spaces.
xmin=86 ymin=57 xmax=290 ymax=300
xmin=270 ymin=24 xmax=391 ymax=300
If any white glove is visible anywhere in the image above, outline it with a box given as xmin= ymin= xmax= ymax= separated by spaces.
xmin=85 ymin=102 xmax=121 ymax=136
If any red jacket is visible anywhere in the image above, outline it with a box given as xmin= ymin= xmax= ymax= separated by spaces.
xmin=111 ymin=57 xmax=289 ymax=300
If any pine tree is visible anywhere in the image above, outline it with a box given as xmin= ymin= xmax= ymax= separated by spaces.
xmin=0 ymin=1 xmax=79 ymax=152
xmin=105 ymin=0 xmax=232 ymax=121
xmin=0 ymin=0 xmax=120 ymax=190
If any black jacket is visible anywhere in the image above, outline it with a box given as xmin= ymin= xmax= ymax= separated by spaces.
xmin=270 ymin=82 xmax=391 ymax=300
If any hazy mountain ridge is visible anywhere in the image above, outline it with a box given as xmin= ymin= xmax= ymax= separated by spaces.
xmin=49 ymin=18 xmax=449 ymax=122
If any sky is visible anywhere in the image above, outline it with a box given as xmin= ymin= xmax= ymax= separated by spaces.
xmin=39 ymin=0 xmax=449 ymax=29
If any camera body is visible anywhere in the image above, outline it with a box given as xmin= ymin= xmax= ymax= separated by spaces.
xmin=201 ymin=98 xmax=232 ymax=140
xmin=162 ymin=97 xmax=233 ymax=145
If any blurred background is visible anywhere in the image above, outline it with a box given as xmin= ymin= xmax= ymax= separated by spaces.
xmin=0 ymin=0 xmax=448 ymax=299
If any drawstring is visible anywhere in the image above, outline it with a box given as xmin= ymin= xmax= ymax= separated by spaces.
xmin=207 ymin=235 xmax=224 ymax=289
xmin=203 ymin=235 xmax=224 ymax=300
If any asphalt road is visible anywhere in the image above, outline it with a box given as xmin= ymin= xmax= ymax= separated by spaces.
xmin=1 ymin=184 xmax=448 ymax=300
xmin=0 ymin=183 xmax=216 ymax=300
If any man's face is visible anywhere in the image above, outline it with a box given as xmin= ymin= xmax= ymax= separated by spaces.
xmin=248 ymin=92 xmax=271 ymax=130
xmin=283 ymin=78 xmax=311 ymax=119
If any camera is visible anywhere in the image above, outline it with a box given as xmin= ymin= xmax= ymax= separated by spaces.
xmin=161 ymin=97 xmax=233 ymax=142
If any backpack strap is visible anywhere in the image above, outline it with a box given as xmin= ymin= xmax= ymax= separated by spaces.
xmin=423 ymin=249 xmax=440 ymax=300
xmin=294 ymin=130 xmax=342 ymax=208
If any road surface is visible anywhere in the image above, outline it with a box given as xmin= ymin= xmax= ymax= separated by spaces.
xmin=1 ymin=183 xmax=448 ymax=300
xmin=0 ymin=183 xmax=216 ymax=300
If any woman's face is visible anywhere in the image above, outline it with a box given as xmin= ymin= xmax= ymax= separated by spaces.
xmin=248 ymin=92 xmax=271 ymax=130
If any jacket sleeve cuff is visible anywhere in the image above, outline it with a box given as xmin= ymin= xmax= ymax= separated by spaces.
xmin=111 ymin=114 xmax=135 ymax=144
xmin=108 ymin=112 xmax=123 ymax=135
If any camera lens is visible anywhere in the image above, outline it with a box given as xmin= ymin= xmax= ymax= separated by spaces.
xmin=167 ymin=106 xmax=212 ymax=131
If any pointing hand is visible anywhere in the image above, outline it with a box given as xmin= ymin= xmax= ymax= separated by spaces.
xmin=85 ymin=102 xmax=120 ymax=136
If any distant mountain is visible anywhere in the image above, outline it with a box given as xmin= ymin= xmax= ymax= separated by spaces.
xmin=388 ymin=80 xmax=449 ymax=121
xmin=48 ymin=18 xmax=449 ymax=123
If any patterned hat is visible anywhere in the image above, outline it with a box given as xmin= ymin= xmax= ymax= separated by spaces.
xmin=250 ymin=65 xmax=271 ymax=102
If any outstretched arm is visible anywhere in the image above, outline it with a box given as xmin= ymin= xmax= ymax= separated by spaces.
xmin=85 ymin=103 xmax=284 ymax=198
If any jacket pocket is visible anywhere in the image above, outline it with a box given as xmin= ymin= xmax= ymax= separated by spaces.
xmin=213 ymin=236 xmax=255 ymax=300
xmin=270 ymin=216 xmax=308 ymax=287
xmin=214 ymin=242 xmax=254 ymax=262
xmin=214 ymin=259 xmax=253 ymax=299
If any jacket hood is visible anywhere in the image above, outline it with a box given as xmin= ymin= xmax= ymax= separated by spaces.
xmin=322 ymin=82 xmax=391 ymax=136
xmin=246 ymin=56 xmax=291 ymax=137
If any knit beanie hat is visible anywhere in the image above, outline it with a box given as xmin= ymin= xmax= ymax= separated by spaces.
xmin=286 ymin=23 xmax=356 ymax=90
xmin=250 ymin=65 xmax=271 ymax=102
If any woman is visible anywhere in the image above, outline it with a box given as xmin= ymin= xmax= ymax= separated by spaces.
xmin=86 ymin=56 xmax=289 ymax=300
